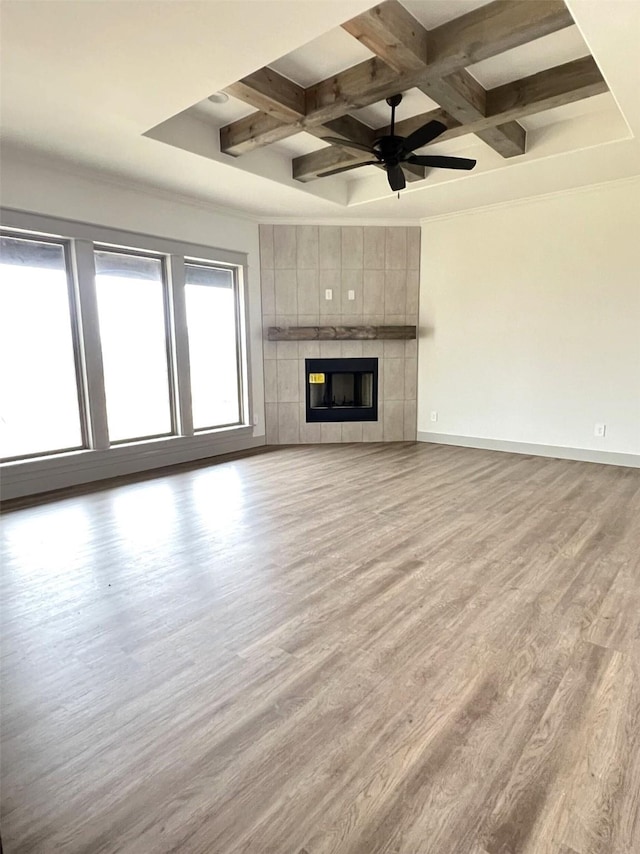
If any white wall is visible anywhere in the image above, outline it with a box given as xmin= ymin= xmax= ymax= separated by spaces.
xmin=0 ymin=148 xmax=266 ymax=497
xmin=417 ymin=178 xmax=640 ymax=466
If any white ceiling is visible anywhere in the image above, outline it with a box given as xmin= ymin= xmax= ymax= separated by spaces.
xmin=1 ymin=0 xmax=638 ymax=222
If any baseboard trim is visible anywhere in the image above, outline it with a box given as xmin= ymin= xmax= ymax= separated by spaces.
xmin=416 ymin=432 xmax=640 ymax=468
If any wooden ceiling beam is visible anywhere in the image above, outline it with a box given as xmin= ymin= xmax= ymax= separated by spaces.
xmin=486 ymin=54 xmax=607 ymax=116
xmin=220 ymin=0 xmax=574 ymax=156
xmin=306 ymin=115 xmax=375 ymax=151
xmin=222 ymin=68 xmax=427 ymax=181
xmin=344 ymin=1 xmax=527 ymax=160
xmin=426 ymin=0 xmax=573 ymax=76
xmin=224 ymin=68 xmax=305 ymax=123
xmin=392 ymin=57 xmax=606 ymax=135
xmin=420 ymin=70 xmax=526 ymax=158
xmin=341 ymin=0 xmax=427 ymax=74
xmin=293 ymin=56 xmax=607 ymax=182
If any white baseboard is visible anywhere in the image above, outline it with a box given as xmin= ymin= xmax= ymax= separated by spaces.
xmin=416 ymin=432 xmax=640 ymax=468
xmin=1 ymin=430 xmax=266 ymax=500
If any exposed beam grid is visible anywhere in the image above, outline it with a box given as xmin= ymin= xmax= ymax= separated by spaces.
xmin=220 ymin=0 xmax=575 ymax=157
xmin=344 ymin=1 xmax=526 ymax=158
xmin=292 ymin=56 xmax=608 ymax=182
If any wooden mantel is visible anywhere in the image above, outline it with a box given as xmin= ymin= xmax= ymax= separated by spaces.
xmin=268 ymin=325 xmax=417 ymax=341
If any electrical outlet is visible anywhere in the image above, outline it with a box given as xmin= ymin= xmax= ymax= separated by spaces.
xmin=347 ymin=289 xmax=355 ymax=300
xmin=430 ymin=410 xmax=438 ymax=422
xmin=594 ymin=423 xmax=606 ymax=438
xmin=324 ymin=289 xmax=333 ymax=301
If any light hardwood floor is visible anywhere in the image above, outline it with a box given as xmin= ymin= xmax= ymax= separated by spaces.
xmin=1 ymin=443 xmax=639 ymax=854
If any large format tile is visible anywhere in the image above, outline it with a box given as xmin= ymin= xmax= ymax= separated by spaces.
xmin=341 ymin=269 xmax=363 ymax=316
xmin=342 ymin=227 xmax=364 ymax=269
xmin=319 ymin=226 xmax=341 ymax=269
xmin=319 ymin=269 xmax=341 ymax=317
xmin=277 ymin=360 xmax=299 ymax=403
xmin=275 ymin=269 xmax=298 ymax=315
xmin=384 ymin=270 xmax=406 ymax=316
xmin=384 ymin=398 xmax=404 ymax=440
xmin=297 ymin=268 xmax=319 ymax=316
xmin=385 ymin=226 xmax=407 ymax=269
xmin=364 ymin=226 xmax=386 ymax=269
xmin=277 ymin=401 xmax=300 ymax=443
xmin=263 ymin=360 xmax=278 ymax=403
xmin=321 ymin=422 xmax=342 ymax=443
xmin=296 ymin=226 xmax=319 ymax=269
xmin=363 ymin=270 xmax=385 ymax=316
xmin=383 ymin=358 xmax=405 ymax=400
xmin=273 ymin=225 xmax=296 ymax=268
xmin=261 ymin=268 xmax=275 ymax=316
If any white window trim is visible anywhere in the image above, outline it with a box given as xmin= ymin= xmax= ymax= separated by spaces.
xmin=0 ymin=209 xmax=261 ymax=500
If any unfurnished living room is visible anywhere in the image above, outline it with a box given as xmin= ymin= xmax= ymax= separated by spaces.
xmin=0 ymin=1 xmax=639 ymax=852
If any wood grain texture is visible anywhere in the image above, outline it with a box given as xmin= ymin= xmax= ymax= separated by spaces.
xmin=225 ymin=67 xmax=306 ymax=122
xmin=343 ymin=3 xmax=526 ymax=160
xmin=267 ymin=325 xmax=417 ymax=341
xmin=420 ymin=70 xmax=526 ymax=158
xmin=341 ymin=0 xmax=428 ymax=74
xmin=293 ymin=55 xmax=606 ymax=182
xmin=1 ymin=443 xmax=639 ymax=853
xmin=221 ymin=0 xmax=574 ymax=155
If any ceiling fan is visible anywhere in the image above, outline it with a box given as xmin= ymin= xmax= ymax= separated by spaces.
xmin=319 ymin=93 xmax=477 ymax=192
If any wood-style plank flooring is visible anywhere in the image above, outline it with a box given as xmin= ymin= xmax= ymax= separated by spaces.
xmin=1 ymin=443 xmax=639 ymax=854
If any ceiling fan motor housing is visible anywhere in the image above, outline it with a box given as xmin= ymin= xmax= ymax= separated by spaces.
xmin=373 ymin=135 xmax=405 ymax=165
xmin=318 ymin=92 xmax=476 ymax=191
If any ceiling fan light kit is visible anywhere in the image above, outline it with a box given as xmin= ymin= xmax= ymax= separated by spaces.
xmin=319 ymin=93 xmax=477 ymax=193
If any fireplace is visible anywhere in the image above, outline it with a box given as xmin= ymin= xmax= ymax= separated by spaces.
xmin=305 ymin=358 xmax=378 ymax=422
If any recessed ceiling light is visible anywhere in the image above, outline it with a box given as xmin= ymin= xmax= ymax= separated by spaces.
xmin=208 ymin=92 xmax=229 ymax=104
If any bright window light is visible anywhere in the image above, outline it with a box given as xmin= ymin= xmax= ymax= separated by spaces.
xmin=94 ymin=249 xmax=173 ymax=443
xmin=0 ymin=235 xmax=84 ymax=460
xmin=184 ymin=263 xmax=241 ymax=430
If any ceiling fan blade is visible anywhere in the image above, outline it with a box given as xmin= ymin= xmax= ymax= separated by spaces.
xmin=318 ymin=161 xmax=378 ymax=177
xmin=401 ymin=120 xmax=447 ymax=153
xmin=386 ymin=164 xmax=406 ymax=192
xmin=407 ymin=155 xmax=477 ymax=170
xmin=321 ymin=136 xmax=373 ymax=154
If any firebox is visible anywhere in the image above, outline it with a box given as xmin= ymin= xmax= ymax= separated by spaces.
xmin=305 ymin=358 xmax=378 ymax=422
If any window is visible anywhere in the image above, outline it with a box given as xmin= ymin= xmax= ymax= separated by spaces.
xmin=94 ymin=249 xmax=174 ymax=442
xmin=1 ymin=218 xmax=249 ymax=467
xmin=0 ymin=234 xmax=85 ymax=460
xmin=184 ymin=262 xmax=242 ymax=429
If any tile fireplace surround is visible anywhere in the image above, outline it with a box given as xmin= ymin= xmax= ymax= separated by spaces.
xmin=260 ymin=224 xmax=420 ymax=444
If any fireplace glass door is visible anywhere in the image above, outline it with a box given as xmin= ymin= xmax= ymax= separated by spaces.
xmin=305 ymin=358 xmax=378 ymax=422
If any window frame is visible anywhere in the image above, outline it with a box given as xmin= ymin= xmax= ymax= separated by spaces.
xmin=93 ymin=243 xmax=179 ymax=444
xmin=184 ymin=257 xmax=245 ymax=433
xmin=0 ymin=211 xmax=252 ymax=468
xmin=0 ymin=230 xmax=90 ymax=462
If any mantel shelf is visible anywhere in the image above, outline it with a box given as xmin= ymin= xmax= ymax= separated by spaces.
xmin=268 ymin=325 xmax=416 ymax=341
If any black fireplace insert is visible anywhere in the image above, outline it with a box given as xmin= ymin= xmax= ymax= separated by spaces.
xmin=305 ymin=357 xmax=378 ymax=422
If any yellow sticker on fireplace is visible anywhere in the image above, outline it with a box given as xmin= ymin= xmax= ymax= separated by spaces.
xmin=309 ymin=373 xmax=325 ymax=384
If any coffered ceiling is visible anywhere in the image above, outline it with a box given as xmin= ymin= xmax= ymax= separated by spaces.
xmin=1 ymin=0 xmax=638 ymax=220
